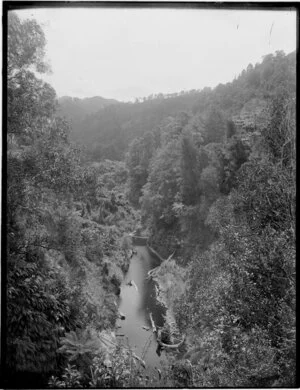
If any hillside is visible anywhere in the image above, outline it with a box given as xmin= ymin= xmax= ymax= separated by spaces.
xmin=63 ymin=50 xmax=295 ymax=162
xmin=57 ymin=95 xmax=118 ymax=138
xmin=125 ymin=49 xmax=296 ymax=387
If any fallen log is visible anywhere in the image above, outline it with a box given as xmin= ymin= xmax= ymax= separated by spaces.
xmin=131 ymin=352 xmax=146 ymax=369
xmin=149 ymin=312 xmax=157 ymax=333
xmin=147 ymin=268 xmax=156 ymax=279
xmin=147 ymin=251 xmax=175 ymax=280
xmin=156 ymin=367 xmax=162 ymax=380
xmin=157 ymin=334 xmax=186 ymax=349
xmin=150 ymin=312 xmax=186 ymax=350
xmin=166 ymin=251 xmax=175 ymax=262
xmin=146 ymin=245 xmax=165 ymax=264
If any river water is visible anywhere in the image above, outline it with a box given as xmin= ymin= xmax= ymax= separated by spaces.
xmin=116 ymin=245 xmax=167 ymax=373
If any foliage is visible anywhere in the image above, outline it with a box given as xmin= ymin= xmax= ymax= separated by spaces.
xmin=126 ymin=130 xmax=161 ymax=205
xmin=50 ymin=337 xmax=171 ymax=388
xmin=49 ymin=364 xmax=83 ymax=388
xmin=172 ymin=92 xmax=295 ymax=386
xmin=6 ymin=12 xmax=139 ymax=387
xmin=7 ymin=258 xmax=76 ymax=378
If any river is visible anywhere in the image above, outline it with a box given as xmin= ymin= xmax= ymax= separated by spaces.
xmin=116 ymin=245 xmax=167 ymax=374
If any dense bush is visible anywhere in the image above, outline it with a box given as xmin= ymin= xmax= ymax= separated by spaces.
xmin=6 ymin=11 xmax=139 ymax=387
xmin=171 ymin=93 xmax=295 ymax=386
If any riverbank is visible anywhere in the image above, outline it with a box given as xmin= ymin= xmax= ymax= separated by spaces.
xmin=149 ymin=253 xmax=187 ymax=347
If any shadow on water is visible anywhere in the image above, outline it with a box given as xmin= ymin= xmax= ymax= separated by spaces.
xmin=116 ymin=246 xmax=167 ymax=371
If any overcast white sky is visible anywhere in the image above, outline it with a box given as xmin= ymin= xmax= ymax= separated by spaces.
xmin=16 ymin=7 xmax=296 ymax=102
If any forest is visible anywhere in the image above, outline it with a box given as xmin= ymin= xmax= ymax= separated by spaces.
xmin=4 ymin=10 xmax=296 ymax=388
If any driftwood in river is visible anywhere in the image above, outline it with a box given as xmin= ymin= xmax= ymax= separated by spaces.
xmin=155 ymin=367 xmax=162 ymax=380
xmin=147 ymin=267 xmax=159 ymax=279
xmin=149 ymin=312 xmax=157 ymax=333
xmin=118 ymin=311 xmax=126 ymax=320
xmin=126 ymin=279 xmax=138 ymax=291
xmin=157 ymin=333 xmax=186 ymax=349
xmin=149 ymin=312 xmax=185 ymax=350
xmin=131 ymin=352 xmax=146 ymax=369
xmin=146 ymin=245 xmax=165 ymax=264
xmin=147 ymin=251 xmax=175 ymax=279
xmin=165 ymin=251 xmax=175 ymax=262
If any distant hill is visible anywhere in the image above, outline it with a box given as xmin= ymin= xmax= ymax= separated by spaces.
xmin=59 ymin=50 xmax=295 ymax=162
xmin=57 ymin=95 xmax=118 ymax=138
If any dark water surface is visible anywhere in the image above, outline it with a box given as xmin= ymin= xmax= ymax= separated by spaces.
xmin=116 ymin=246 xmax=167 ymax=371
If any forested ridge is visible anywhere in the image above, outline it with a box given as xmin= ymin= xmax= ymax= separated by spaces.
xmin=60 ymin=50 xmax=295 ymax=163
xmin=5 ymin=11 xmax=296 ymax=388
xmin=57 ymin=96 xmax=118 ymax=140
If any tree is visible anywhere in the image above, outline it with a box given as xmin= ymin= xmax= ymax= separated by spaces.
xmin=141 ymin=138 xmax=181 ymax=227
xmin=6 ymin=13 xmax=82 ymax=385
xmin=262 ymin=92 xmax=295 ymax=167
xmin=202 ymin=107 xmax=226 ymax=145
xmin=226 ymin=119 xmax=236 ymax=139
xmin=180 ymin=136 xmax=201 ymax=206
xmin=7 ymin=12 xmax=54 ymax=137
xmin=174 ymin=87 xmax=295 ymax=386
xmin=126 ymin=128 xmax=161 ymax=206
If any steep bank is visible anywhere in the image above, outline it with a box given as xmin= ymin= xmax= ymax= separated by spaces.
xmin=146 ymin=248 xmax=187 ymax=348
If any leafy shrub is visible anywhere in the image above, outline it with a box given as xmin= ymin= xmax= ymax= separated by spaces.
xmin=7 ymin=257 xmax=76 ymax=382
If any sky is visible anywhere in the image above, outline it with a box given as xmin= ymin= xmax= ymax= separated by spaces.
xmin=16 ymin=6 xmax=296 ymax=102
